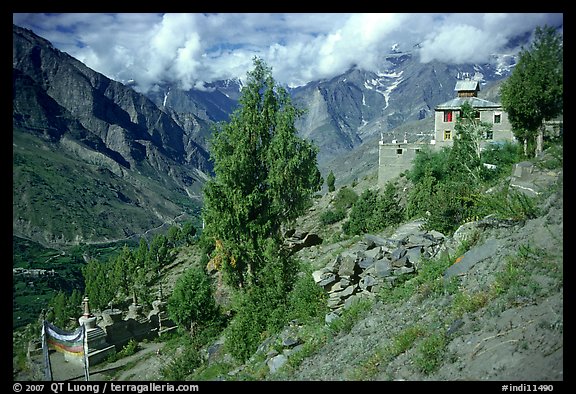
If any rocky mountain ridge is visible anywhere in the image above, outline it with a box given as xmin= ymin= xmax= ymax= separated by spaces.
xmin=13 ymin=25 xmax=211 ymax=245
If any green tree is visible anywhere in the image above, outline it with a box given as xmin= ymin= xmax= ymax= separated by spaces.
xmin=501 ymin=25 xmax=563 ymax=156
xmin=166 ymin=226 xmax=181 ymax=248
xmin=83 ymin=259 xmax=115 ymax=311
xmin=202 ymin=57 xmax=322 ymax=289
xmin=148 ymin=234 xmax=171 ymax=272
xmin=343 ymin=189 xmax=379 ymax=235
xmin=450 ymin=101 xmax=494 ymax=182
xmin=167 ymin=266 xmax=220 ymax=333
xmin=327 ymin=170 xmax=336 ymax=192
xmin=180 ymin=221 xmax=197 ymax=245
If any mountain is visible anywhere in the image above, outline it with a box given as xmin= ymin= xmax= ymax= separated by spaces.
xmin=144 ymin=80 xmax=240 ymax=150
xmin=290 ymin=49 xmax=516 ymax=165
xmin=12 ymin=24 xmax=522 ymax=246
xmin=140 ymin=46 xmax=518 ymax=167
xmin=13 ymin=25 xmax=212 ymax=246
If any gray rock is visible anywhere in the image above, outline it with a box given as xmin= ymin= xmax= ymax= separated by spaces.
xmin=363 ymin=234 xmax=390 ymax=247
xmin=282 ymin=336 xmax=301 ymax=348
xmin=338 ymin=252 xmax=358 ymax=278
xmin=405 ymin=246 xmax=423 ymax=266
xmin=359 ymin=275 xmax=377 ymax=290
xmin=443 ymin=238 xmax=501 ymax=280
xmin=325 ymin=255 xmax=341 ymax=272
xmin=325 ymin=312 xmax=340 ymax=325
xmin=391 ymin=255 xmax=409 ymax=268
xmin=312 ymin=268 xmax=330 ymax=283
xmin=340 ymin=284 xmax=357 ymax=298
xmin=318 ymin=273 xmax=337 ymax=287
xmin=374 ymin=259 xmax=393 ymax=278
xmin=394 ymin=266 xmax=415 ymax=276
xmin=327 ymin=296 xmax=344 ymax=309
xmin=364 ymin=247 xmax=382 ymax=260
xmin=358 ymin=256 xmax=375 ymax=270
xmin=327 ymin=281 xmax=344 ymax=293
xmin=391 ymin=247 xmax=407 ymax=261
xmin=267 ymin=354 xmax=288 ymax=374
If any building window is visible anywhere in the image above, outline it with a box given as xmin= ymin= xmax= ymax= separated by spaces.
xmin=396 ymin=148 xmax=403 ymax=155
xmin=444 ymin=130 xmax=452 ymax=140
xmin=443 ymin=111 xmax=453 ymax=122
xmin=494 ymin=113 xmax=501 ymax=124
xmin=486 ymin=130 xmax=493 ymax=139
xmin=474 ymin=111 xmax=480 ymax=120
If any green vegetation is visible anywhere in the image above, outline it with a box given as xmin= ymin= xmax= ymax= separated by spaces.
xmin=404 ymin=104 xmax=530 ymax=235
xmin=327 ymin=170 xmax=336 ymax=192
xmin=320 ymin=186 xmax=358 ymax=225
xmin=343 ymin=182 xmax=404 ymax=235
xmin=328 ymin=298 xmax=372 ymax=335
xmin=413 ymin=331 xmax=448 ymax=374
xmin=105 ymin=339 xmax=140 ymax=363
xmin=12 ymin=236 xmax=87 ymax=329
xmin=13 ymin=130 xmax=199 ymax=245
xmin=201 ymin=57 xmax=322 ymax=362
xmin=167 ymin=266 xmax=222 ymax=333
xmin=82 ymin=232 xmax=181 ymax=311
xmin=501 ymin=25 xmax=563 ymax=157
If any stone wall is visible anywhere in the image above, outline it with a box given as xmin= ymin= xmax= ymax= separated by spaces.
xmin=377 ymin=141 xmax=428 ymax=188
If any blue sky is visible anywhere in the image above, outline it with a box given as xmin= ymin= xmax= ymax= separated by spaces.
xmin=13 ymin=13 xmax=563 ymax=93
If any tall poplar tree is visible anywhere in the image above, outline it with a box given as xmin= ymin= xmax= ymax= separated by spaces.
xmin=501 ymin=25 xmax=563 ymax=156
xmin=202 ymin=57 xmax=322 ymax=289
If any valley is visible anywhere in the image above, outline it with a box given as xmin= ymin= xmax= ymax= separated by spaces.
xmin=12 ymin=21 xmax=563 ymax=384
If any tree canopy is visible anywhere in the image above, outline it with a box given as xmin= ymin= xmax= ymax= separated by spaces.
xmin=202 ymin=57 xmax=322 ymax=289
xmin=501 ymin=25 xmax=563 ymax=155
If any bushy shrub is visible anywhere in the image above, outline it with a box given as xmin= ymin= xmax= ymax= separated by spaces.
xmin=423 ymin=179 xmax=477 ymax=235
xmin=343 ymin=183 xmax=403 ymax=235
xmin=327 ymin=170 xmax=336 ymax=192
xmin=333 ymin=186 xmax=358 ymax=211
xmin=161 ymin=336 xmax=202 ymax=380
xmin=287 ymin=267 xmax=328 ymax=324
xmin=223 ymin=291 xmax=266 ymax=362
xmin=320 ymin=208 xmax=346 ymax=225
xmin=167 ymin=266 xmax=221 ymax=333
xmin=224 ymin=245 xmax=298 ymax=362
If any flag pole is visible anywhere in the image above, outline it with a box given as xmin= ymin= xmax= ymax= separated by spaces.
xmin=41 ymin=320 xmax=53 ymax=381
xmin=82 ymin=322 xmax=90 ymax=381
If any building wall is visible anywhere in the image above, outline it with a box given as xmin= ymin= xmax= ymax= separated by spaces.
xmin=434 ymin=108 xmax=514 ymax=147
xmin=378 ymin=141 xmax=425 ymax=188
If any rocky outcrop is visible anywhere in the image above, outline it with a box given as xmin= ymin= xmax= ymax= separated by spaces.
xmin=284 ymin=229 xmax=323 ymax=255
xmin=313 ymin=221 xmax=445 ymax=318
xmin=509 ymin=159 xmax=561 ymax=197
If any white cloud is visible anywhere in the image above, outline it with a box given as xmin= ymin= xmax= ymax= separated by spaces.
xmin=13 ymin=13 xmax=563 ymax=93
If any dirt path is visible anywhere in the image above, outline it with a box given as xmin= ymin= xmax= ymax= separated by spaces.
xmin=37 ymin=342 xmax=167 ymax=381
xmin=93 ymin=342 xmax=167 ymax=381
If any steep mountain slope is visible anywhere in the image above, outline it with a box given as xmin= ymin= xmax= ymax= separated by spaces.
xmin=13 ymin=25 xmax=211 ymax=246
xmin=144 ymin=81 xmax=240 ymax=150
xmin=290 ymin=50 xmax=515 ymax=164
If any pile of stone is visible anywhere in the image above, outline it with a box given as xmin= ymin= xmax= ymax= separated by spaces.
xmin=283 ymin=229 xmax=323 ymax=255
xmin=312 ymin=228 xmax=445 ymax=322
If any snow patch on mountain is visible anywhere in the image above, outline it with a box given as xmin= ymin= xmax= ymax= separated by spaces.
xmin=364 ymin=70 xmax=404 ymax=109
